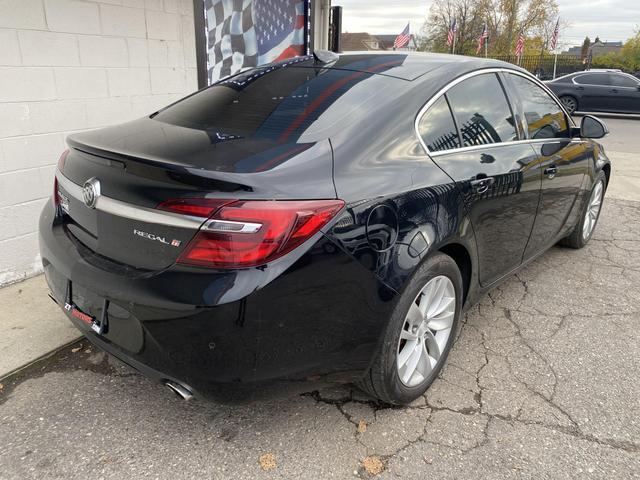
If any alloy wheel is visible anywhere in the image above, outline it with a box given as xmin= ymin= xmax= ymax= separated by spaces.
xmin=583 ymin=180 xmax=604 ymax=240
xmin=397 ymin=275 xmax=455 ymax=387
xmin=560 ymin=96 xmax=577 ymax=114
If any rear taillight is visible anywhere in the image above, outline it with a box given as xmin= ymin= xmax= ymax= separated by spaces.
xmin=53 ymin=149 xmax=69 ymax=206
xmin=172 ymin=199 xmax=344 ymax=268
xmin=53 ymin=177 xmax=59 ymax=206
xmin=157 ymin=198 xmax=234 ymax=218
xmin=57 ymin=149 xmax=69 ymax=172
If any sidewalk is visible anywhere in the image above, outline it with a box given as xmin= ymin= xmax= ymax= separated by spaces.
xmin=0 ymin=275 xmax=80 ymax=379
xmin=605 ymin=151 xmax=640 ymax=202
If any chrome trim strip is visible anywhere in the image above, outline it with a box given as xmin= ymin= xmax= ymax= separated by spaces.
xmin=56 ymin=172 xmax=205 ymax=230
xmin=57 ymin=171 xmax=84 ymax=199
xmin=428 ymin=138 xmax=584 ymax=158
xmin=203 ymin=219 xmax=262 ymax=234
xmin=415 ymin=67 xmax=577 ymax=157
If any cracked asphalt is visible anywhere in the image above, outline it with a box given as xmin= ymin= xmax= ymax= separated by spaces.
xmin=1 ymin=122 xmax=639 ymax=479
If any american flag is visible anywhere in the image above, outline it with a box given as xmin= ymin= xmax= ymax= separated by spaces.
xmin=393 ymin=23 xmax=411 ymax=48
xmin=550 ymin=18 xmax=560 ymax=51
xmin=446 ymin=18 xmax=457 ymax=47
xmin=205 ymin=0 xmax=306 ymax=83
xmin=476 ymin=22 xmax=488 ymax=55
xmin=394 ymin=23 xmax=410 ymax=49
xmin=515 ymin=29 xmax=525 ymax=57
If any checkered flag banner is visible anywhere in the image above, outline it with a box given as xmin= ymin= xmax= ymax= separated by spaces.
xmin=205 ymin=0 xmax=306 ymax=84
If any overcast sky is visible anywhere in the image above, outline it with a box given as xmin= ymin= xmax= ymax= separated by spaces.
xmin=338 ymin=0 xmax=639 ymax=47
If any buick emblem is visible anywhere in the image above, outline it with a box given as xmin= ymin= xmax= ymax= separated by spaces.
xmin=82 ymin=177 xmax=101 ymax=209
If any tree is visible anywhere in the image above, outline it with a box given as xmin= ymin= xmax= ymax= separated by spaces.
xmin=536 ymin=15 xmax=569 ymax=54
xmin=420 ymin=0 xmax=486 ymax=55
xmin=620 ymin=30 xmax=640 ymax=66
xmin=421 ymin=0 xmax=559 ymax=56
xmin=580 ymin=36 xmax=591 ymax=59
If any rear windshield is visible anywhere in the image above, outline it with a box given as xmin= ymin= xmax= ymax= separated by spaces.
xmin=154 ymin=65 xmax=383 ymax=143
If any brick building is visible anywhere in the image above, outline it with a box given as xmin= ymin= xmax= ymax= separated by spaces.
xmin=0 ymin=0 xmax=199 ymax=285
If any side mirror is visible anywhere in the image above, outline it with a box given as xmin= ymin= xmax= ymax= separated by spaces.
xmin=580 ymin=115 xmax=609 ymax=139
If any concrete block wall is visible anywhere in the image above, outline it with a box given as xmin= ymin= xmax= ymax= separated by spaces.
xmin=0 ymin=0 xmax=198 ymax=286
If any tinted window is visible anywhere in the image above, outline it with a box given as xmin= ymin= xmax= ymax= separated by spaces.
xmin=608 ymin=73 xmax=639 ymax=87
xmin=154 ymin=66 xmax=381 ymax=142
xmin=574 ymin=73 xmax=610 ymax=85
xmin=418 ymin=96 xmax=460 ymax=152
xmin=508 ymin=74 xmax=570 ymax=139
xmin=446 ymin=73 xmax=518 ymax=147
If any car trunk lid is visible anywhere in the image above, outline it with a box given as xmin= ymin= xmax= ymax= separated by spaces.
xmin=57 ymin=117 xmax=335 ymax=271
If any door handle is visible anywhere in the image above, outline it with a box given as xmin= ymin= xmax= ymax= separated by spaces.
xmin=544 ymin=165 xmax=558 ymax=179
xmin=611 ymin=89 xmax=619 ymax=93
xmin=576 ymin=86 xmax=585 ymax=90
xmin=470 ymin=176 xmax=495 ymax=193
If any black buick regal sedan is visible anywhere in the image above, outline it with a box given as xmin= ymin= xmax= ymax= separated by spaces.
xmin=40 ymin=52 xmax=611 ymax=405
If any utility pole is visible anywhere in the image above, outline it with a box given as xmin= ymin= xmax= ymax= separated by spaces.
xmin=505 ymin=0 xmax=516 ymax=56
xmin=538 ymin=39 xmax=546 ymax=78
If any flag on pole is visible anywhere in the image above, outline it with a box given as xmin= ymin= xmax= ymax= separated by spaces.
xmin=550 ymin=18 xmax=560 ymax=51
xmin=515 ymin=29 xmax=525 ymax=58
xmin=394 ymin=23 xmax=411 ymax=49
xmin=476 ymin=22 xmax=489 ymax=55
xmin=446 ymin=18 xmax=457 ymax=47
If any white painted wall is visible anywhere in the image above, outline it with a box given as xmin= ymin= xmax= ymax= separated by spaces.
xmin=0 ymin=0 xmax=198 ymax=286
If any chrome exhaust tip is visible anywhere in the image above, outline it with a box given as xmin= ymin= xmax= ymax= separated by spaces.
xmin=165 ymin=380 xmax=194 ymax=401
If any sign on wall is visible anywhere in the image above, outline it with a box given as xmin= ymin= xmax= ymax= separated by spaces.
xmin=204 ymin=0 xmax=309 ymax=84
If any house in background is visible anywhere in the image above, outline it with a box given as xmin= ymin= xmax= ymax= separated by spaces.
xmin=340 ymin=32 xmax=383 ymax=51
xmin=590 ymin=40 xmax=623 ymax=56
xmin=340 ymin=32 xmax=417 ymax=52
xmin=563 ymin=40 xmax=623 ymax=56
xmin=375 ymin=34 xmax=418 ymax=51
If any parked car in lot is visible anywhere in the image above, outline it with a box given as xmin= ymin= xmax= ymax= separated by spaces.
xmin=546 ymin=70 xmax=640 ymax=114
xmin=40 ymin=52 xmax=611 ymax=405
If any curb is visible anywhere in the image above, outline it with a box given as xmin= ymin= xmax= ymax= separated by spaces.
xmin=0 ymin=336 xmax=82 ymax=383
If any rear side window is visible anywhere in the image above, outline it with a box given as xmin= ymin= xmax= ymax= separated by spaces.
xmin=418 ymin=96 xmax=460 ymax=152
xmin=445 ymin=73 xmax=518 ymax=146
xmin=508 ymin=74 xmax=570 ymax=139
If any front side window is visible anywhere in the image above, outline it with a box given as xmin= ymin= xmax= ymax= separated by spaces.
xmin=446 ymin=73 xmax=518 ymax=147
xmin=508 ymin=74 xmax=570 ymax=139
xmin=574 ymin=73 xmax=610 ymax=85
xmin=418 ymin=96 xmax=460 ymax=152
xmin=608 ymin=73 xmax=639 ymax=88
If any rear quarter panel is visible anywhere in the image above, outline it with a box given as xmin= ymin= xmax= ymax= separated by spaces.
xmin=327 ymin=79 xmax=479 ymax=299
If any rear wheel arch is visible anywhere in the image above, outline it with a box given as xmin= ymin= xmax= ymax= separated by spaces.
xmin=358 ymin=251 xmax=463 ymax=404
xmin=437 ymin=243 xmax=472 ymax=305
xmin=601 ymin=163 xmax=611 ymax=188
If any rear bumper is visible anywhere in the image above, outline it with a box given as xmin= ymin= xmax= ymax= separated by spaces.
xmin=39 ymin=200 xmax=397 ymax=401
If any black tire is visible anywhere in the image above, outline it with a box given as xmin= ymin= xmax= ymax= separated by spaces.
xmin=357 ymin=252 xmax=463 ymax=405
xmin=559 ymin=95 xmax=578 ymax=115
xmin=560 ymin=170 xmax=606 ymax=249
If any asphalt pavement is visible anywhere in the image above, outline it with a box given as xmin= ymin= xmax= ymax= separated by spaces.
xmin=0 ymin=116 xmax=638 ymax=479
